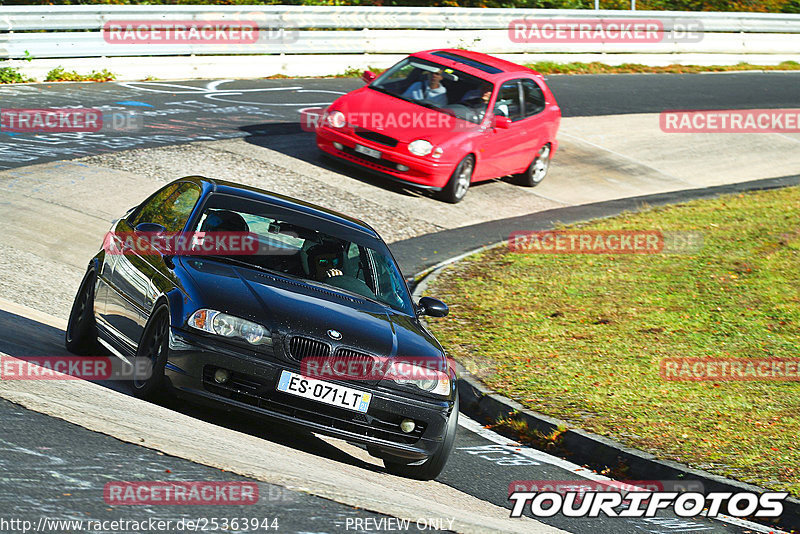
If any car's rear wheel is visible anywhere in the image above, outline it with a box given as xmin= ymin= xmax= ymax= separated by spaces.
xmin=65 ymin=269 xmax=99 ymax=355
xmin=438 ymin=156 xmax=474 ymax=204
xmin=131 ymin=304 xmax=170 ymax=400
xmin=383 ymin=394 xmax=459 ymax=481
xmin=514 ymin=144 xmax=551 ymax=187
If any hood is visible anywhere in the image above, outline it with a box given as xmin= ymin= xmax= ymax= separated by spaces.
xmin=333 ymin=87 xmax=477 ymax=145
xmin=180 ymin=257 xmax=443 ymax=362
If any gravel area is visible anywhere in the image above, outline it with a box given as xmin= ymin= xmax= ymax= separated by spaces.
xmin=78 ymin=141 xmax=444 ymax=243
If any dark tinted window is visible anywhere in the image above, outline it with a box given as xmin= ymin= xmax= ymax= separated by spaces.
xmin=132 ymin=182 xmax=201 ymax=232
xmin=521 ymin=79 xmax=546 ymax=117
xmin=494 ymin=81 xmax=522 ymax=121
xmin=191 ymin=194 xmax=412 ymax=314
xmin=371 ymin=56 xmax=493 ymax=124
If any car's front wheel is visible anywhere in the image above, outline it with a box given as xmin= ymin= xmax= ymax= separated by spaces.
xmin=383 ymin=394 xmax=459 ymax=481
xmin=131 ymin=304 xmax=171 ymax=400
xmin=438 ymin=156 xmax=474 ymax=204
xmin=65 ymin=269 xmax=99 ymax=355
xmin=514 ymin=144 xmax=551 ymax=187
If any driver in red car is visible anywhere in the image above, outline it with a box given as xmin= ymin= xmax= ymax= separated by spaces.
xmin=402 ymin=69 xmax=448 ymax=106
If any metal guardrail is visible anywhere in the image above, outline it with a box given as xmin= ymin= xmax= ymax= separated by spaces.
xmin=1 ymin=6 xmax=799 ymax=60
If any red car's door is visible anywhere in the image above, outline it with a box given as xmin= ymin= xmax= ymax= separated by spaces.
xmin=475 ymin=80 xmax=530 ymax=179
xmin=514 ymin=78 xmax=551 ymax=169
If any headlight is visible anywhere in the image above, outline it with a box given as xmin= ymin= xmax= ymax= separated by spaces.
xmin=408 ymin=139 xmax=433 ymax=156
xmin=188 ymin=309 xmax=271 ymax=346
xmin=326 ymin=110 xmax=346 ymax=128
xmin=388 ymin=361 xmax=450 ymax=396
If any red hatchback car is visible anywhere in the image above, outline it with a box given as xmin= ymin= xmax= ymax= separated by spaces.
xmin=316 ymin=49 xmax=561 ymax=203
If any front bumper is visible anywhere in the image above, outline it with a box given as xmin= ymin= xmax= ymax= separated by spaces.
xmin=165 ymin=328 xmax=453 ymax=461
xmin=316 ymin=125 xmax=456 ymax=190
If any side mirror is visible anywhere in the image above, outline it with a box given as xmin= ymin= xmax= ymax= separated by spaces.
xmin=361 ymin=70 xmax=377 ymax=84
xmin=417 ymin=296 xmax=449 ymax=318
xmin=134 ymin=222 xmax=166 ymax=235
xmin=493 ymin=116 xmax=511 ymax=129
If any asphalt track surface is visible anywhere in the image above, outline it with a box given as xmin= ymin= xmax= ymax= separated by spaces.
xmin=0 ymin=73 xmax=798 ymax=534
xmin=1 ymin=72 xmax=799 ymax=170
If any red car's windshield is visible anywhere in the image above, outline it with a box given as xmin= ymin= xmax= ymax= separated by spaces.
xmin=370 ymin=57 xmax=493 ymax=124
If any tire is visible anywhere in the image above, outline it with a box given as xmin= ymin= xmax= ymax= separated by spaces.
xmin=131 ymin=304 xmax=171 ymax=400
xmin=384 ymin=394 xmax=459 ymax=481
xmin=513 ymin=144 xmax=551 ymax=187
xmin=438 ymin=156 xmax=474 ymax=204
xmin=65 ymin=269 xmax=99 ymax=355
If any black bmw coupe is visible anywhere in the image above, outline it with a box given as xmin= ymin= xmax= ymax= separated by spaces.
xmin=65 ymin=176 xmax=458 ymax=480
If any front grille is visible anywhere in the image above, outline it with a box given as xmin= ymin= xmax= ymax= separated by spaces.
xmin=202 ymin=366 xmax=426 ymax=444
xmin=288 ymin=336 xmax=330 ymax=361
xmin=354 ymin=130 xmax=399 ymax=148
xmin=328 ymin=347 xmax=383 ymax=381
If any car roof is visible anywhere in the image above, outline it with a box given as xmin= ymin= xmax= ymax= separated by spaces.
xmin=411 ymin=49 xmax=537 ymax=80
xmin=175 ymin=176 xmax=380 ymax=239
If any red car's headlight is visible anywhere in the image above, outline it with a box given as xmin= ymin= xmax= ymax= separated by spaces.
xmin=326 ymin=110 xmax=346 ymax=128
xmin=408 ymin=139 xmax=433 ymax=156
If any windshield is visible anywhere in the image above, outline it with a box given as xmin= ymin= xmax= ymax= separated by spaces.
xmin=190 ymin=194 xmax=412 ymax=314
xmin=370 ymin=57 xmax=493 ymax=124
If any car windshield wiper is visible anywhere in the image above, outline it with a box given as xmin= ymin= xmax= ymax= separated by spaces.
xmin=412 ymin=100 xmax=441 ymax=111
xmin=200 ymin=255 xmax=307 ymax=282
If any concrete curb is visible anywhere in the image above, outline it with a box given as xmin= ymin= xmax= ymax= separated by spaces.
xmin=410 ymin=185 xmax=800 ymax=533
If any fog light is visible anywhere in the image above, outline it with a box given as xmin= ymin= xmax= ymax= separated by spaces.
xmin=214 ymin=369 xmax=231 ymax=384
xmin=333 ymin=142 xmax=343 ymax=150
xmin=396 ymin=164 xmax=409 ymax=171
xmin=400 ymin=419 xmax=415 ymax=433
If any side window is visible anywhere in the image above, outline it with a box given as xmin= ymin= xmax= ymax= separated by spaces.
xmin=522 ymin=79 xmax=546 ymax=117
xmin=494 ymin=81 xmax=522 ymax=121
xmin=132 ymin=183 xmax=201 ymax=232
xmin=130 ymin=184 xmax=178 ymax=228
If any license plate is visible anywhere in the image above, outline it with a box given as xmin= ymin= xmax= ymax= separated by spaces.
xmin=276 ymin=370 xmax=372 ymax=413
xmin=354 ymin=144 xmax=381 ymax=159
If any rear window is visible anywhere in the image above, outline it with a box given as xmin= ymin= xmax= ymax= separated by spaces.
xmin=430 ymin=51 xmax=503 ymax=74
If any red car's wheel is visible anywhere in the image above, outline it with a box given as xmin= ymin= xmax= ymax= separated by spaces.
xmin=438 ymin=155 xmax=474 ymax=204
xmin=514 ymin=144 xmax=551 ymax=187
